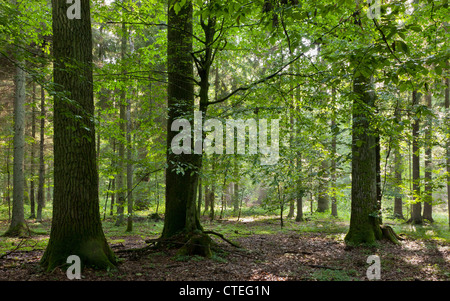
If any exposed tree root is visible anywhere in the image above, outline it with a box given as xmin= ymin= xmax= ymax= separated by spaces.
xmin=406 ymin=218 xmax=423 ymax=225
xmin=3 ymin=222 xmax=31 ymax=238
xmin=380 ymin=224 xmax=403 ymax=245
xmin=203 ymin=230 xmax=240 ymax=248
xmin=0 ymin=238 xmax=26 ymax=259
xmin=119 ymin=230 xmax=240 ymax=259
xmin=176 ymin=232 xmax=213 ymax=257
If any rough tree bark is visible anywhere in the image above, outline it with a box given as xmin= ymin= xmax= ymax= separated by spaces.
xmin=345 ymin=72 xmax=383 ymax=245
xmin=159 ymin=0 xmax=208 ymax=256
xmin=345 ymin=70 xmax=400 ymax=245
xmin=40 ymin=0 xmax=116 ymax=271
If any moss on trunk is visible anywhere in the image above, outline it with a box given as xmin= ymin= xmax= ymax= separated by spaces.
xmin=380 ymin=225 xmax=402 ymax=245
xmin=345 ymin=224 xmax=401 ymax=246
xmin=345 ymin=217 xmax=381 ymax=246
xmin=3 ymin=222 xmax=29 ymax=238
xmin=176 ymin=232 xmax=213 ymax=258
xmin=346 ymin=70 xmax=383 ymax=246
xmin=41 ymin=235 xmax=116 ymax=271
xmin=41 ymin=0 xmax=117 ymax=273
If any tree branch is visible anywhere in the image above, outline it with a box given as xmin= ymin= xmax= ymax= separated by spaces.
xmin=207 ymin=53 xmax=306 ymax=106
xmin=372 ymin=18 xmax=416 ymax=91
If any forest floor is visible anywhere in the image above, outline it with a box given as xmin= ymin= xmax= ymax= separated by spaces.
xmin=0 ymin=214 xmax=449 ymax=282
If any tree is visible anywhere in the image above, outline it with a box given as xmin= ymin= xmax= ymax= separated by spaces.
xmin=393 ymin=99 xmax=404 ymax=219
xmin=445 ymin=66 xmax=450 ymax=229
xmin=317 ymin=160 xmax=329 ymax=213
xmin=159 ymin=0 xmax=210 ymax=256
xmin=126 ymin=95 xmax=133 ymax=232
xmin=36 ymin=84 xmax=46 ymax=222
xmin=423 ymin=93 xmax=433 ymax=222
xmin=115 ymin=5 xmax=127 ymax=227
xmin=4 ymin=0 xmax=27 ymax=237
xmin=5 ymin=56 xmax=26 ymax=237
xmin=393 ymin=140 xmax=404 ymax=218
xmin=345 ymin=70 xmax=382 ymax=245
xmin=29 ymin=82 xmax=36 ymax=219
xmin=410 ymin=90 xmax=423 ymax=224
xmin=40 ymin=0 xmax=116 ymax=271
xmin=330 ymin=88 xmax=338 ymax=218
xmin=295 ymin=153 xmax=304 ymax=222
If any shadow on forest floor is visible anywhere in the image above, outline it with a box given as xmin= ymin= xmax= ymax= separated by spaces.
xmin=0 ymin=214 xmax=449 ymax=281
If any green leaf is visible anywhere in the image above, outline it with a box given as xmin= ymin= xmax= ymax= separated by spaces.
xmin=407 ymin=24 xmax=422 ymax=32
xmin=174 ymin=2 xmax=181 ymax=14
xmin=391 ymin=73 xmax=399 ymax=85
xmin=396 ymin=40 xmax=409 ymax=54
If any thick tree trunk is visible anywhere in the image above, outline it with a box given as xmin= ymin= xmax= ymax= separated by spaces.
xmin=345 ymin=74 xmax=382 ymax=245
xmin=161 ymin=0 xmax=202 ymax=240
xmin=317 ymin=160 xmax=329 ymax=213
xmin=41 ymin=0 xmax=116 ymax=271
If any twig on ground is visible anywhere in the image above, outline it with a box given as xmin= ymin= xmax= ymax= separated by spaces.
xmin=307 ymin=264 xmax=343 ymax=271
xmin=0 ymin=239 xmax=26 ymax=260
xmin=203 ymin=230 xmax=240 ymax=248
